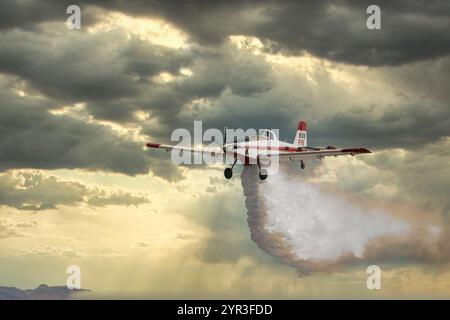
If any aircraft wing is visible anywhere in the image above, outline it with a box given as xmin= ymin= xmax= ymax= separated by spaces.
xmin=266 ymin=147 xmax=371 ymax=159
xmin=147 ymin=142 xmax=370 ymax=161
xmin=146 ymin=143 xmax=224 ymax=157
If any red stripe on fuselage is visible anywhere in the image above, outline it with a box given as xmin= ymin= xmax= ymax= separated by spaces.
xmin=237 ymin=145 xmax=305 ymax=152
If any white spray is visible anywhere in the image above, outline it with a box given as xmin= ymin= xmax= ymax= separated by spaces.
xmin=241 ymin=163 xmax=447 ymax=274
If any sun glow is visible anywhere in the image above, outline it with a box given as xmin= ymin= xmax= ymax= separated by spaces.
xmin=87 ymin=11 xmax=189 ymax=49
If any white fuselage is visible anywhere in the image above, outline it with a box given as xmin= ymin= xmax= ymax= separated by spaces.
xmin=224 ymin=137 xmax=302 ymax=165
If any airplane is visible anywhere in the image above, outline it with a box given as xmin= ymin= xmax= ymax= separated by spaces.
xmin=146 ymin=120 xmax=371 ymax=180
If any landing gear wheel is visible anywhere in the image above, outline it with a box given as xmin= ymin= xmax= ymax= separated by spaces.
xmin=224 ymin=168 xmax=233 ymax=179
xmin=259 ymin=169 xmax=268 ymax=180
xmin=300 ymin=160 xmax=305 ymax=170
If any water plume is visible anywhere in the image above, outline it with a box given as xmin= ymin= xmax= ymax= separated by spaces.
xmin=241 ymin=163 xmax=448 ymax=274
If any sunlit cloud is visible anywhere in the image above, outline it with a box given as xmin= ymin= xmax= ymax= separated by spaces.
xmin=87 ymin=11 xmax=189 ymax=49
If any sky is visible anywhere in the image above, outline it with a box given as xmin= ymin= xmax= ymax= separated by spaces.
xmin=0 ymin=0 xmax=450 ymax=298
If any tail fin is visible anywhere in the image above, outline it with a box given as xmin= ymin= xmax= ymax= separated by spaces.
xmin=293 ymin=121 xmax=307 ymax=147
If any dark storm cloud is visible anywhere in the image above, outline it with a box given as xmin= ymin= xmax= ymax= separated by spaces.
xmin=0 ymin=30 xmax=136 ymax=102
xmin=0 ymin=0 xmax=67 ymax=30
xmin=0 ymin=171 xmax=150 ymax=210
xmin=0 ymin=101 xmax=142 ymax=174
xmin=0 ymin=23 xmax=271 ymax=127
xmin=252 ymin=0 xmax=450 ymax=66
xmin=138 ymin=43 xmax=275 ymax=140
xmin=175 ymin=46 xmax=273 ymax=97
xmin=2 ymin=0 xmax=447 ymax=144
xmin=0 ymin=2 xmax=287 ymax=181
xmin=123 ymin=39 xmax=192 ymax=77
xmin=0 ymin=0 xmax=448 ymax=180
xmin=0 ymin=0 xmax=99 ymax=31
xmin=82 ymin=36 xmax=193 ymax=121
xmin=0 ymin=83 xmax=181 ymax=180
xmin=0 ymin=29 xmax=192 ymax=107
xmin=57 ymin=0 xmax=450 ymax=66
xmin=142 ymin=69 xmax=450 ymax=152
xmin=4 ymin=0 xmax=449 ymax=66
xmin=311 ymin=103 xmax=450 ymax=149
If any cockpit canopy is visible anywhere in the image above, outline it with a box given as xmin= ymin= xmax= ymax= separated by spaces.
xmin=256 ymin=129 xmax=278 ymax=141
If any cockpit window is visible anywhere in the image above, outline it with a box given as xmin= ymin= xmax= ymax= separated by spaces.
xmin=259 ymin=129 xmax=278 ymax=140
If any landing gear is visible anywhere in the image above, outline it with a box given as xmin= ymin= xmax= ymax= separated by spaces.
xmin=259 ymin=169 xmax=268 ymax=180
xmin=257 ymin=156 xmax=268 ymax=180
xmin=300 ymin=160 xmax=305 ymax=170
xmin=223 ymin=156 xmax=269 ymax=180
xmin=224 ymin=158 xmax=238 ymax=179
xmin=224 ymin=168 xmax=232 ymax=179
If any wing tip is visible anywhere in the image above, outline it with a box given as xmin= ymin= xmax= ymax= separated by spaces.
xmin=146 ymin=143 xmax=161 ymax=148
xmin=342 ymin=147 xmax=372 ymax=154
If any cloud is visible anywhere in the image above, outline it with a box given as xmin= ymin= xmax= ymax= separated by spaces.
xmin=63 ymin=0 xmax=450 ymax=66
xmin=7 ymin=1 xmax=450 ymax=67
xmin=364 ymin=138 xmax=450 ymax=214
xmin=0 ymin=221 xmax=23 ymax=239
xmin=0 ymin=1 xmax=72 ymax=30
xmin=253 ymin=0 xmax=450 ymax=66
xmin=312 ymin=102 xmax=450 ymax=149
xmin=143 ymin=46 xmax=450 ymax=151
xmin=0 ymin=78 xmax=181 ymax=179
xmin=0 ymin=19 xmax=274 ymax=140
xmin=19 ymin=245 xmax=88 ymax=257
xmin=86 ymin=190 xmax=148 ymax=207
xmin=2 ymin=14 xmax=448 ymax=184
xmin=0 ymin=171 xmax=150 ymax=210
xmin=0 ymin=27 xmax=192 ymax=113
xmin=2 ymin=3 xmax=447 ymax=153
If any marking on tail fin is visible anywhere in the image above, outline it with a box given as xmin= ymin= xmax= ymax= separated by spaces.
xmin=294 ymin=121 xmax=308 ymax=147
